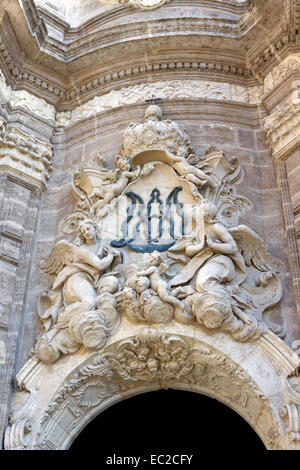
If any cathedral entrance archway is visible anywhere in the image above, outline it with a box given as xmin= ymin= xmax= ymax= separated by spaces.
xmin=70 ymin=388 xmax=266 ymax=451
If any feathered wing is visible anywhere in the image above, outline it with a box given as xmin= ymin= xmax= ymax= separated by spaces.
xmin=229 ymin=225 xmax=280 ymax=273
xmin=40 ymin=240 xmax=78 ymax=275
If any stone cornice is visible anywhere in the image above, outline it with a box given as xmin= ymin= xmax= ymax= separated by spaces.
xmin=0 ymin=0 xmax=290 ymax=110
xmin=23 ymin=0 xmax=255 ymax=65
xmin=0 ymin=0 xmax=299 ymax=111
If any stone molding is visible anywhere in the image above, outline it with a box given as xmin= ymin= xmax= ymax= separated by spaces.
xmin=0 ymin=1 xmax=298 ymax=109
xmin=56 ymin=80 xmax=264 ymax=128
xmin=0 ymin=116 xmax=53 ymax=188
xmin=263 ymin=77 xmax=300 ymax=312
xmin=25 ymin=0 xmax=255 ymax=64
xmin=0 ymin=176 xmax=42 ymax=446
xmin=0 ymin=72 xmax=56 ymax=125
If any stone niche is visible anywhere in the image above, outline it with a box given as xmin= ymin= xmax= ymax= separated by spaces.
xmin=4 ymin=104 xmax=300 ymax=450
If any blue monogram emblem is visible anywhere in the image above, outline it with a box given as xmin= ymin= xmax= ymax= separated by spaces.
xmin=111 ymin=186 xmax=185 ymax=252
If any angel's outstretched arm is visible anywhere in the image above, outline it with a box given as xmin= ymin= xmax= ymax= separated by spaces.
xmin=169 ymin=154 xmax=183 ymax=163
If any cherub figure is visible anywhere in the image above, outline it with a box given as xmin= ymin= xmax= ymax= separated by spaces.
xmin=169 ymin=154 xmax=218 ymax=189
xmin=117 ymin=270 xmax=174 ymax=324
xmin=90 ymin=155 xmax=141 ymax=216
xmin=137 ymin=251 xmax=185 ymax=321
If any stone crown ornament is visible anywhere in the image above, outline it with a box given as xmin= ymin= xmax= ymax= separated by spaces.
xmin=120 ymin=104 xmax=194 ymax=159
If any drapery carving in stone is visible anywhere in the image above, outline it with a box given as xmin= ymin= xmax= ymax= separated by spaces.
xmin=34 ymin=104 xmax=283 ymax=364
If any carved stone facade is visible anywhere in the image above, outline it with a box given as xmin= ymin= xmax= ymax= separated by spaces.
xmin=1 ymin=0 xmax=300 ymax=451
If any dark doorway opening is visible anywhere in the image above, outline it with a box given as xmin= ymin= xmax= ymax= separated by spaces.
xmin=70 ymin=389 xmax=265 ymax=455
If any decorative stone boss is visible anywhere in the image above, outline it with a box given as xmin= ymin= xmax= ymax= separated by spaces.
xmin=35 ymin=104 xmax=282 ymax=364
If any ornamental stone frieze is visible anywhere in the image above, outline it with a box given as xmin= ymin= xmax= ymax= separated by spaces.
xmin=0 ymin=116 xmax=53 ymax=188
xmin=6 ymin=327 xmax=299 ymax=450
xmin=55 ymin=81 xmax=264 ymax=129
xmin=5 ymin=104 xmax=300 ymax=450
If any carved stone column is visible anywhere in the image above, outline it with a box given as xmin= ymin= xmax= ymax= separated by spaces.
xmin=263 ymin=56 xmax=300 ymax=313
xmin=0 ymin=115 xmax=53 ymax=445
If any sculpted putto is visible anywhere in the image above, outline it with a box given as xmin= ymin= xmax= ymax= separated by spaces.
xmin=169 ymin=154 xmax=218 ymax=190
xmin=34 ymin=104 xmax=283 ymax=364
xmin=90 ymin=155 xmax=141 ymax=217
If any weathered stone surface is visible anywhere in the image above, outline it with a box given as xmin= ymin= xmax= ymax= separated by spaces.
xmin=1 ymin=0 xmax=300 ymax=452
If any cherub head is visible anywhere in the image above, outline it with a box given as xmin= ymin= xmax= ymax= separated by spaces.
xmin=78 ymin=218 xmax=98 ymax=244
xmin=147 ymin=358 xmax=159 ymax=373
xmin=135 ymin=276 xmax=150 ymax=294
xmin=148 ymin=250 xmax=163 ymax=267
xmin=137 ymin=347 xmax=150 ymax=362
xmin=203 ymin=201 xmax=218 ymax=223
xmin=115 ymin=154 xmax=131 ymax=172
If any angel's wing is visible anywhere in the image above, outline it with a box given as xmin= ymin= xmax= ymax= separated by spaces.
xmin=229 ymin=225 xmax=280 ymax=273
xmin=40 ymin=240 xmax=77 ymax=275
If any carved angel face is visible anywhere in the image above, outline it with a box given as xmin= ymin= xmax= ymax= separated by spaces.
xmin=147 ymin=358 xmax=159 ymax=373
xmin=203 ymin=202 xmax=217 ymax=222
xmin=79 ymin=220 xmax=97 ymax=242
xmin=135 ymin=276 xmax=150 ymax=293
xmin=148 ymin=251 xmax=163 ymax=266
xmin=116 ymin=155 xmax=131 ymax=171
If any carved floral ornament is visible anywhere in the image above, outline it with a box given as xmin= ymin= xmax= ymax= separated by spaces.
xmin=5 ymin=104 xmax=300 ymax=450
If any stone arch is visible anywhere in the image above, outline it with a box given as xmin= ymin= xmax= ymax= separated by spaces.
xmin=4 ymin=323 xmax=300 ymax=450
xmin=69 ymin=387 xmax=266 ymax=451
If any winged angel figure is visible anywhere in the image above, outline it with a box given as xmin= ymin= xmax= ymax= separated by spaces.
xmin=35 ymin=219 xmax=121 ymax=363
xmin=168 ymin=201 xmax=282 ymax=341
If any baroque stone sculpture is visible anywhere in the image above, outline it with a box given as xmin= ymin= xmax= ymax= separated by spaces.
xmin=35 ymin=104 xmax=282 ymax=364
